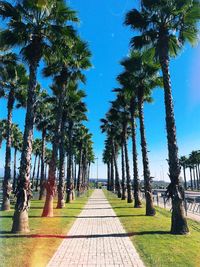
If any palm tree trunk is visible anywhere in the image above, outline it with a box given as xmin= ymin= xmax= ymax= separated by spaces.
xmin=130 ymin=99 xmax=142 ymax=208
xmin=74 ymin=156 xmax=77 ymax=189
xmin=31 ymin=154 xmax=37 ymax=188
xmin=123 ymin=122 xmax=133 ymax=203
xmin=66 ymin=122 xmax=73 ymax=203
xmin=35 ymin=156 xmax=41 ymax=192
xmin=87 ymin=162 xmax=90 ymax=189
xmin=113 ymin=142 xmax=121 ymax=198
xmin=12 ymin=61 xmax=38 ymax=233
xmin=195 ymin=166 xmax=199 ymax=191
xmin=12 ymin=148 xmax=18 ymax=192
xmin=45 ymin=163 xmax=48 ymax=180
xmin=42 ymin=136 xmax=57 ymax=217
xmin=193 ymin=167 xmax=196 ymax=189
xmin=77 ymin=145 xmax=83 ymax=197
xmin=71 ymin=156 xmax=75 ymax=201
xmin=183 ymin=165 xmax=187 ymax=190
xmin=107 ymin=163 xmax=110 ymax=191
xmin=189 ymin=167 xmax=193 ymax=190
xmin=110 ymin=156 xmax=114 ymax=191
xmin=39 ymin=128 xmax=46 ymax=200
xmin=2 ymin=88 xmax=15 ymax=211
xmin=159 ymin=44 xmax=189 ymax=234
xmin=121 ymin=144 xmax=126 ymax=200
xmin=197 ymin=164 xmax=200 ymax=190
xmin=42 ymin=85 xmax=66 ymax=217
xmin=82 ymin=153 xmax=87 ymax=191
xmin=57 ymin=119 xmax=65 ymax=208
xmin=138 ymin=97 xmax=155 ymax=216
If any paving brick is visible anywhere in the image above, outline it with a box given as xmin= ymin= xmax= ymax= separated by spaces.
xmin=47 ymin=190 xmax=145 ymax=267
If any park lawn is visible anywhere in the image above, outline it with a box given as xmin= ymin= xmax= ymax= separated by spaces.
xmin=0 ymin=191 xmax=92 ymax=267
xmin=105 ymin=190 xmax=200 ymax=267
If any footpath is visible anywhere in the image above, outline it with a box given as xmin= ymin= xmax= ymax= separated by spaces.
xmin=47 ymin=189 xmax=145 ymax=267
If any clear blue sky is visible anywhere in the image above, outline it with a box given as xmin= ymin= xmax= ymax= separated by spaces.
xmin=0 ymin=0 xmax=200 ymax=181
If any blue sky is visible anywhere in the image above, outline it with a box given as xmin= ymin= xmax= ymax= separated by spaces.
xmin=0 ymin=0 xmax=200 ymax=182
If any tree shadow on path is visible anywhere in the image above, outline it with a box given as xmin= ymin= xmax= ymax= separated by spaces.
xmin=0 ymin=230 xmax=170 ymax=239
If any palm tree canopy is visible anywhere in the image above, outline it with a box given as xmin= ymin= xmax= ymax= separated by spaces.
xmin=43 ymin=36 xmax=91 ymax=85
xmin=125 ymin=0 xmax=200 ymax=58
xmin=0 ymin=119 xmax=7 ymax=143
xmin=11 ymin=124 xmax=23 ymax=151
xmin=118 ymin=50 xmax=163 ymax=101
xmin=0 ymin=55 xmax=28 ymax=105
xmin=0 ymin=0 xmax=79 ymax=64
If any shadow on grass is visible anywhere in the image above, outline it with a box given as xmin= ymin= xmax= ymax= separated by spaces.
xmin=118 ymin=214 xmax=145 ymax=217
xmin=29 ymin=207 xmax=43 ymax=209
xmin=64 ymin=207 xmax=82 ymax=210
xmin=113 ymin=206 xmax=139 ymax=209
xmin=0 ymin=231 xmax=12 ymax=234
xmin=29 ymin=215 xmax=77 ymax=218
xmin=0 ymin=214 xmax=79 ymax=219
xmin=0 ymin=230 xmax=170 ymax=239
xmin=78 ymin=215 xmax=117 ymax=218
xmin=84 ymin=208 xmax=112 ymax=210
xmin=0 ymin=214 xmax=145 ymax=219
xmin=66 ymin=202 xmax=87 ymax=204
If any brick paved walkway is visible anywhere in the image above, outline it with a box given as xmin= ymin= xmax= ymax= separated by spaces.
xmin=47 ymin=189 xmax=145 ymax=267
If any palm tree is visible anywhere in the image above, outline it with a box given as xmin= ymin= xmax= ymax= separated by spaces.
xmin=35 ymin=90 xmax=53 ymax=200
xmin=124 ymin=0 xmax=200 ymax=234
xmin=57 ymin=116 xmax=66 ymax=208
xmin=114 ymin=94 xmax=133 ymax=203
xmin=0 ymin=119 xmax=6 ymax=150
xmin=119 ymin=51 xmax=161 ymax=215
xmin=64 ymin=87 xmax=88 ymax=204
xmin=195 ymin=151 xmax=200 ymax=190
xmin=44 ymin=148 xmax=52 ymax=180
xmin=42 ymin=37 xmax=91 ymax=217
xmin=0 ymin=0 xmax=79 ymax=232
xmin=101 ymin=112 xmax=122 ymax=199
xmin=187 ymin=159 xmax=194 ymax=190
xmin=86 ymin=141 xmax=95 ymax=190
xmin=31 ymin=139 xmax=42 ymax=190
xmin=130 ymin=99 xmax=142 ymax=208
xmin=180 ymin=156 xmax=188 ymax=189
xmin=102 ymin=143 xmax=112 ymax=191
xmin=75 ymin=125 xmax=89 ymax=195
xmin=81 ymin=132 xmax=93 ymax=192
xmin=101 ymin=94 xmax=135 ymax=201
xmin=189 ymin=150 xmax=200 ymax=190
xmin=0 ymin=55 xmax=28 ymax=211
xmin=35 ymin=153 xmax=41 ymax=192
xmin=117 ymin=74 xmax=142 ymax=208
xmin=189 ymin=151 xmax=200 ymax=190
xmin=11 ymin=124 xmax=23 ymax=192
xmin=120 ymin=143 xmax=126 ymax=200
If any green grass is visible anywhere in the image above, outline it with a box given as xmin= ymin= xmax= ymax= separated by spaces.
xmin=104 ymin=190 xmax=200 ymax=267
xmin=0 ymin=191 xmax=92 ymax=267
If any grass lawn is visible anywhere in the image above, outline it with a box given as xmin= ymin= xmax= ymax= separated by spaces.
xmin=105 ymin=190 xmax=200 ymax=267
xmin=0 ymin=191 xmax=92 ymax=267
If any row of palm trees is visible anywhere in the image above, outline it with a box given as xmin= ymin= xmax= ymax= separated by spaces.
xmin=0 ymin=121 xmax=23 ymax=192
xmin=180 ymin=150 xmax=200 ymax=190
xmin=101 ymin=0 xmax=200 ymax=235
xmin=0 ymin=0 xmax=94 ymax=233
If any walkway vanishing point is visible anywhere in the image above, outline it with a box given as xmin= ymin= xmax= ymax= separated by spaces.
xmin=47 ymin=189 xmax=145 ymax=267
